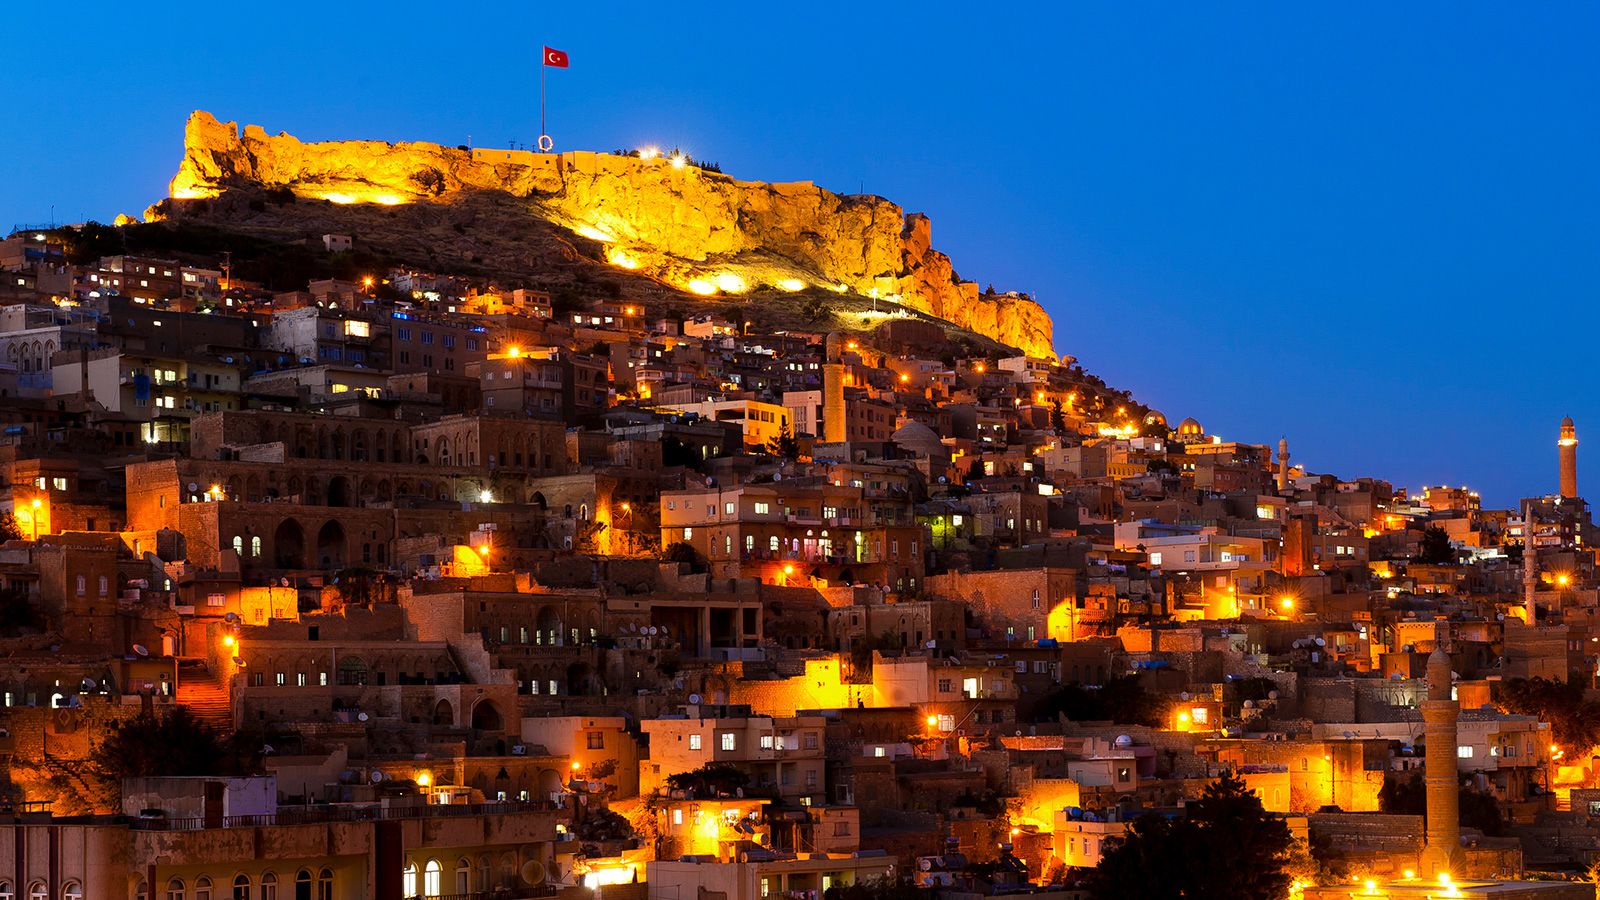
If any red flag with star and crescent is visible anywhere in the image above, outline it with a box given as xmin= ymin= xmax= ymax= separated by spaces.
xmin=543 ymin=46 xmax=570 ymax=68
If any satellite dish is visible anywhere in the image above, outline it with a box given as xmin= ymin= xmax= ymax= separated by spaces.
xmin=224 ymin=612 xmax=240 ymax=624
xmin=370 ymin=770 xmax=385 ymax=783
xmin=187 ymin=482 xmax=199 ymax=493
xmin=1314 ymin=637 xmax=1326 ymax=647
xmin=358 ymin=712 xmax=370 ymax=722
xmin=261 ymin=744 xmax=276 ymax=755
xmin=938 ymin=476 xmax=948 ymax=484
xmin=80 ymin=678 xmax=96 ymax=691
xmin=519 ymin=860 xmax=546 ymax=885
xmin=1267 ymin=690 xmax=1279 ymax=700
xmin=648 ymin=626 xmax=658 ymax=636
xmin=233 ymin=657 xmax=246 ymax=667
xmin=132 ymin=644 xmax=149 ymax=657
xmin=688 ymin=693 xmax=702 ymax=705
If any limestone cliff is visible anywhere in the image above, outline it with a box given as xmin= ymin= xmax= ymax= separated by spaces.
xmin=166 ymin=111 xmax=1056 ymax=357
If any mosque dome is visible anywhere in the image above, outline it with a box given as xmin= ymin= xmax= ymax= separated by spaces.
xmin=890 ymin=420 xmax=943 ymax=457
xmin=1143 ymin=410 xmax=1167 ymax=429
xmin=1177 ymin=417 xmax=1204 ymax=436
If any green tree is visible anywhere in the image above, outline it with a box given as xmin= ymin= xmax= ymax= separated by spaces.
xmin=91 ymin=708 xmax=230 ymax=784
xmin=1034 ymin=674 xmax=1165 ymax=727
xmin=664 ymin=762 xmax=750 ymax=796
xmin=1418 ymin=525 xmax=1457 ymax=565
xmin=1497 ymin=676 xmax=1600 ymax=753
xmin=1088 ymin=771 xmax=1294 ymax=900
xmin=1377 ymin=772 xmax=1504 ymax=836
xmin=765 ymin=422 xmax=801 ymax=459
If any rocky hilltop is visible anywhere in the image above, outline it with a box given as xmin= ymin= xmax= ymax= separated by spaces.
xmin=164 ymin=112 xmax=1056 ymax=358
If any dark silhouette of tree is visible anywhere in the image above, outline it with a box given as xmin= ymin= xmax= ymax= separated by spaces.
xmin=0 ymin=586 xmax=43 ymax=636
xmin=0 ymin=513 xmax=22 ymax=543
xmin=1034 ymin=674 xmax=1165 ymax=727
xmin=1089 ymin=771 xmax=1294 ymax=900
xmin=823 ymin=877 xmax=923 ymax=900
xmin=664 ymin=762 xmax=749 ymax=796
xmin=1418 ymin=526 xmax=1457 ymax=565
xmin=1378 ymin=772 xmax=1504 ymax=836
xmin=1497 ymin=676 xmax=1600 ymax=753
xmin=766 ymin=423 xmax=800 ymax=459
xmin=92 ymin=708 xmax=230 ymax=783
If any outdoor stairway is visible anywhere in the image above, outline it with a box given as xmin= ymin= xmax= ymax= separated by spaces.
xmin=176 ymin=661 xmax=233 ymax=732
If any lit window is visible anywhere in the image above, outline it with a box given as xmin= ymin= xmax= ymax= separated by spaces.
xmin=1458 ymin=746 xmax=1474 ymax=758
xmin=344 ymin=320 xmax=370 ymax=337
xmin=689 ymin=734 xmax=702 ymax=751
xmin=721 ymin=732 xmax=736 ymax=751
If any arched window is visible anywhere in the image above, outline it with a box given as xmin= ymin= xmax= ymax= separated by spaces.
xmin=61 ymin=884 xmax=82 ymax=900
xmin=232 ymin=874 xmax=251 ymax=900
xmin=26 ymin=884 xmax=44 ymax=900
xmin=0 ymin=880 xmax=11 ymax=900
xmin=195 ymin=876 xmax=212 ymax=900
xmin=316 ymin=869 xmax=332 ymax=900
xmin=423 ymin=860 xmax=441 ymax=898
xmin=164 ymin=879 xmax=185 ymax=900
xmin=403 ymin=864 xmax=417 ymax=899
xmin=293 ymin=870 xmax=310 ymax=900
xmin=259 ymin=873 xmax=277 ymax=900
xmin=233 ymin=535 xmax=244 ymax=556
xmin=454 ymin=859 xmax=471 ymax=895
xmin=133 ymin=881 xmax=147 ymax=900
xmin=251 ymin=536 xmax=262 ymax=557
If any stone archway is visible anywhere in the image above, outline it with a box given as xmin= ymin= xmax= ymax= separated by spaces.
xmin=316 ymin=520 xmax=346 ymax=568
xmin=274 ymin=519 xmax=305 ymax=568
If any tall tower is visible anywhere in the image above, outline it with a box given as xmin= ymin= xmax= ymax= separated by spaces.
xmin=821 ymin=333 xmax=846 ymax=445
xmin=1559 ymin=416 xmax=1578 ymax=500
xmin=1419 ymin=646 xmax=1463 ymax=879
xmin=1276 ymin=437 xmax=1291 ymax=493
xmin=1523 ymin=499 xmax=1539 ymax=625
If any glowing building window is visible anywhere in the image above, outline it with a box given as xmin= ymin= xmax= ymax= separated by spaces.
xmin=344 ymin=320 xmax=370 ymax=337
xmin=720 ymin=732 xmax=736 ymax=751
xmin=689 ymin=734 xmax=702 ymax=751
xmin=1457 ymin=746 xmax=1474 ymax=758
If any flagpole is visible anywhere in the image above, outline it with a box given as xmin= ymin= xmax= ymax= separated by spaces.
xmin=540 ymin=54 xmax=546 ymax=145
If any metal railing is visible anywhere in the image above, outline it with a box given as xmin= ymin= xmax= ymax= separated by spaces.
xmin=127 ymin=800 xmax=557 ymax=832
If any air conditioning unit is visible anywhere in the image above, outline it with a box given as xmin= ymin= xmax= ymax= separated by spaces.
xmin=510 ymin=744 xmax=527 ymax=756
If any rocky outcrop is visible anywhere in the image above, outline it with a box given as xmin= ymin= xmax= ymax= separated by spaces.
xmin=166 ymin=111 xmax=1056 ymax=357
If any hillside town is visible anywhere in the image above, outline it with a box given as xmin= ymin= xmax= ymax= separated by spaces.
xmin=1 ymin=223 xmax=1598 ymax=899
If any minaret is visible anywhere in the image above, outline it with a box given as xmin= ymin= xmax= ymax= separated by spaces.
xmin=1559 ymin=416 xmax=1578 ymax=500
xmin=821 ymin=333 xmax=846 ymax=444
xmin=1523 ymin=499 xmax=1538 ymax=625
xmin=1276 ymin=436 xmax=1291 ymax=493
xmin=1419 ymin=646 xmax=1463 ymax=879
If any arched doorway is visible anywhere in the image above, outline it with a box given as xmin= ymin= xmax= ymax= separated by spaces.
xmin=432 ymin=699 xmax=454 ymax=726
xmin=274 ymin=519 xmax=305 ymax=568
xmin=326 ymin=476 xmax=352 ymax=508
xmin=316 ymin=520 xmax=346 ymax=568
xmin=471 ymin=700 xmax=503 ymax=732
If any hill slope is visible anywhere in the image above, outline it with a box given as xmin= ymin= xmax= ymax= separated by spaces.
xmin=152 ymin=112 xmax=1057 ymax=358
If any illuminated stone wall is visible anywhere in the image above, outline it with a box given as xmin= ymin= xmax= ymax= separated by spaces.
xmin=165 ymin=112 xmax=1057 ymax=358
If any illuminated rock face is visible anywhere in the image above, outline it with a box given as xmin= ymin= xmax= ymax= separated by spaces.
xmin=168 ymin=112 xmax=1056 ymax=357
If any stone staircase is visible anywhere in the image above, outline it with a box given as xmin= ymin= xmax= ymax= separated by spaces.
xmin=176 ymin=660 xmax=234 ymax=733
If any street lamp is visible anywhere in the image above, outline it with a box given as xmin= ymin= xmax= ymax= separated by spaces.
xmin=29 ymin=497 xmax=41 ymax=540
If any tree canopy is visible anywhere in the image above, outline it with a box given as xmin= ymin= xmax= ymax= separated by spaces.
xmin=1497 ymin=676 xmax=1600 ymax=753
xmin=91 ymin=708 xmax=232 ymax=784
xmin=1378 ymin=772 xmax=1504 ymax=836
xmin=1088 ymin=771 xmax=1295 ymax=900
xmin=1034 ymin=674 xmax=1165 ymax=727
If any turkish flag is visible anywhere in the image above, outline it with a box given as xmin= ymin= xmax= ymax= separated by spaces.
xmin=543 ymin=46 xmax=570 ymax=68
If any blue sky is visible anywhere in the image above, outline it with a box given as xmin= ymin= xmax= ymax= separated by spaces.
xmin=4 ymin=2 xmax=1596 ymax=507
